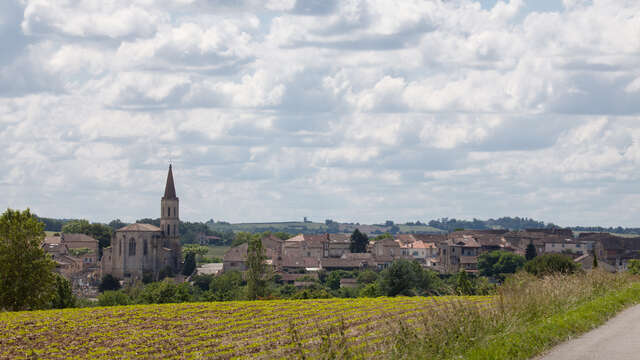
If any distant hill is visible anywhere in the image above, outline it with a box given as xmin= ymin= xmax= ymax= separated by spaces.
xmin=35 ymin=215 xmax=640 ymax=237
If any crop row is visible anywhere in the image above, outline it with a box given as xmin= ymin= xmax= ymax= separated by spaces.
xmin=0 ymin=296 xmax=492 ymax=359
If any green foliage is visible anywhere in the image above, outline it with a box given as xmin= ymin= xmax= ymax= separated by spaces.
xmin=453 ymin=270 xmax=474 ymax=295
xmin=593 ymin=253 xmax=598 ymax=268
xmin=183 ymin=244 xmax=209 ymax=256
xmin=138 ymin=280 xmax=194 ymax=304
xmin=99 ymin=274 xmax=121 ymax=292
xmin=191 ymin=274 xmax=214 ymax=291
xmin=51 ymin=274 xmax=76 ymax=309
xmin=349 ymin=229 xmax=369 ymax=253
xmin=627 ymin=259 xmax=640 ymax=275
xmin=207 ymin=271 xmax=244 ymax=301
xmin=98 ymin=290 xmax=131 ymax=306
xmin=62 ymin=220 xmax=113 ymax=251
xmin=524 ymin=253 xmax=580 ymax=277
xmin=478 ymin=251 xmax=526 ymax=280
xmin=182 ymin=252 xmax=196 ymax=276
xmin=246 ymin=236 xmax=267 ymax=300
xmin=158 ymin=266 xmax=174 ymax=280
xmin=357 ymin=270 xmax=378 ymax=284
xmin=359 ymin=283 xmax=382 ymax=297
xmin=68 ymin=247 xmax=91 ymax=257
xmin=525 ymin=241 xmax=537 ymax=261
xmin=379 ymin=260 xmax=417 ymax=296
xmin=0 ymin=208 xmax=56 ymax=311
xmin=374 ymin=233 xmax=393 ymax=241
xmin=232 ymin=232 xmax=260 ymax=247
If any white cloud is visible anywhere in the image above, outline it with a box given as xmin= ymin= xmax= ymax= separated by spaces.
xmin=2 ymin=0 xmax=640 ymax=226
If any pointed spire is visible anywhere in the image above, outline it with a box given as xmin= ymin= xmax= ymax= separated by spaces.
xmin=163 ymin=164 xmax=177 ymax=199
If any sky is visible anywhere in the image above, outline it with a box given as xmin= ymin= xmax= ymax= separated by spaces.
xmin=1 ymin=0 xmax=640 ymax=227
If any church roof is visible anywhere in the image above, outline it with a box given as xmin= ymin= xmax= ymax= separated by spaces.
xmin=163 ymin=164 xmax=177 ymax=199
xmin=117 ymin=223 xmax=162 ymax=232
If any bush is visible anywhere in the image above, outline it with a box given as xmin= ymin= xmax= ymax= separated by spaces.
xmin=524 ymin=253 xmax=580 ymax=277
xmin=628 ymin=259 xmax=640 ymax=275
xmin=98 ymin=291 xmax=131 ymax=306
xmin=359 ymin=283 xmax=382 ymax=297
xmin=478 ymin=251 xmax=525 ymax=281
xmin=192 ymin=274 xmax=214 ymax=291
xmin=138 ymin=280 xmax=193 ymax=304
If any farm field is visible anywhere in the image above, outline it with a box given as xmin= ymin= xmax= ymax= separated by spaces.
xmin=206 ymin=245 xmax=230 ymax=259
xmin=0 ymin=296 xmax=490 ymax=359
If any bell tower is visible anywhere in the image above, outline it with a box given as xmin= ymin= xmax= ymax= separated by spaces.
xmin=160 ymin=164 xmax=181 ymax=270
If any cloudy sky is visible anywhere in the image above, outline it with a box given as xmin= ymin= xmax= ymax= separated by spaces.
xmin=1 ymin=0 xmax=640 ymax=227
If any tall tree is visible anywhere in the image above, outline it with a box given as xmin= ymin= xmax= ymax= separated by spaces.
xmin=182 ymin=252 xmax=196 ymax=276
xmin=525 ymin=240 xmax=537 ymax=261
xmin=0 ymin=209 xmax=56 ymax=311
xmin=350 ymin=229 xmax=369 ymax=253
xmin=246 ymin=237 xmax=267 ymax=300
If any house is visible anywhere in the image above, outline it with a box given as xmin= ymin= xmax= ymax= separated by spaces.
xmin=543 ymin=238 xmax=593 ymax=257
xmin=60 ymin=233 xmax=99 ymax=270
xmin=574 ymin=254 xmax=616 ymax=272
xmin=401 ymin=240 xmax=438 ymax=266
xmin=437 ymin=236 xmax=481 ymax=273
xmin=222 ymin=235 xmax=284 ymax=272
xmin=590 ymin=234 xmax=640 ymax=270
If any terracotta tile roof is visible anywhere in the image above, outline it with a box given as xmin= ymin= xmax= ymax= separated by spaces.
xmin=410 ymin=240 xmax=436 ymax=249
xmin=117 ymin=223 xmax=162 ymax=232
xmin=44 ymin=236 xmax=62 ymax=244
xmin=62 ymin=233 xmax=99 ymax=244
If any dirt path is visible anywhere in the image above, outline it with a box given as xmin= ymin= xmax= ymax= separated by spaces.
xmin=538 ymin=304 xmax=640 ymax=360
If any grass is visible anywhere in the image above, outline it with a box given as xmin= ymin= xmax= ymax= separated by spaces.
xmin=385 ymin=270 xmax=640 ymax=360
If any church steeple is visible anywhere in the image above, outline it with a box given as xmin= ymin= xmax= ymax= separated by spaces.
xmin=160 ymin=164 xmax=180 ymax=270
xmin=163 ymin=164 xmax=177 ymax=199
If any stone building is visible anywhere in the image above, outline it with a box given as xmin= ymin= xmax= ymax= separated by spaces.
xmin=101 ymin=165 xmax=182 ymax=280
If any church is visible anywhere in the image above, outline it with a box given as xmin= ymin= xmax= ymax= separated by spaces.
xmin=101 ymin=165 xmax=182 ymax=280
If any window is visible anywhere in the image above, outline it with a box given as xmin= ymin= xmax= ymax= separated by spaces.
xmin=119 ymin=239 xmax=122 ymax=256
xmin=167 ymin=224 xmax=170 ymax=235
xmin=168 ymin=207 xmax=171 ymax=216
xmin=143 ymin=239 xmax=148 ymax=256
xmin=129 ymin=238 xmax=136 ymax=256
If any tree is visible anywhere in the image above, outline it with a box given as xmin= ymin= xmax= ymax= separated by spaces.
xmin=350 ymin=229 xmax=369 ymax=253
xmin=51 ymin=274 xmax=75 ymax=309
xmin=478 ymin=251 xmax=526 ymax=280
xmin=246 ymin=237 xmax=267 ymax=300
xmin=99 ymin=274 xmax=121 ymax=292
xmin=0 ymin=209 xmax=56 ymax=311
xmin=593 ymin=252 xmax=598 ymax=269
xmin=232 ymin=232 xmax=259 ymax=247
xmin=525 ymin=241 xmax=537 ymax=261
xmin=379 ymin=260 xmax=416 ymax=296
xmin=182 ymin=252 xmax=196 ymax=276
xmin=524 ymin=253 xmax=579 ymax=277
xmin=453 ymin=270 xmax=474 ymax=295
